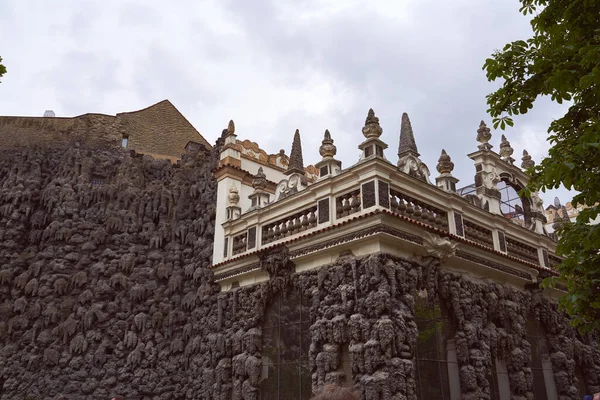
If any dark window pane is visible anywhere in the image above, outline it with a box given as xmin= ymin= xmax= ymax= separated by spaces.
xmin=300 ymin=362 xmax=312 ymax=400
xmin=279 ymin=362 xmax=301 ymax=398
xmin=416 ymin=360 xmax=450 ymax=400
xmin=262 ymin=325 xmax=279 ymax=364
xmin=260 ymin=364 xmax=279 ymax=400
xmin=488 ymin=359 xmax=501 ymax=400
xmin=527 ymin=317 xmax=549 ymax=399
xmin=531 ymin=369 xmax=548 ymax=399
xmin=280 ymin=291 xmax=301 ymax=326
xmin=280 ymin=322 xmax=302 ymax=363
xmin=264 ymin=297 xmax=280 ymax=329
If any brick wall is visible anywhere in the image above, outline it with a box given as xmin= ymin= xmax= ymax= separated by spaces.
xmin=0 ymin=100 xmax=210 ymax=159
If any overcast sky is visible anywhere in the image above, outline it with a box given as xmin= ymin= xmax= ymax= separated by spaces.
xmin=0 ymin=0 xmax=573 ymax=205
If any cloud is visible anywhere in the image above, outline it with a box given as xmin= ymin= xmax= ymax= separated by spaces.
xmin=0 ymin=0 xmax=575 ymax=205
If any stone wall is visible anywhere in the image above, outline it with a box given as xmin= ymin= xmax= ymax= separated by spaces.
xmin=0 ymin=136 xmax=222 ymax=399
xmin=0 ymin=136 xmax=599 ymax=400
xmin=0 ymin=100 xmax=211 ymax=160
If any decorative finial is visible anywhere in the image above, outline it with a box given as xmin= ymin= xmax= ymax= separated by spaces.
xmin=227 ymin=120 xmax=235 ymax=135
xmin=252 ymin=167 xmax=267 ymax=190
xmin=286 ymin=129 xmax=305 ymax=175
xmin=499 ymin=134 xmax=515 ymax=164
xmin=362 ymin=108 xmax=383 ymax=139
xmin=476 ymin=120 xmax=493 ymax=150
xmin=228 ymin=185 xmax=240 ymax=205
xmin=436 ymin=149 xmax=454 ymax=174
xmin=398 ymin=112 xmax=420 ymax=157
xmin=521 ymin=150 xmax=535 ymax=169
xmin=319 ymin=129 xmax=337 ymax=158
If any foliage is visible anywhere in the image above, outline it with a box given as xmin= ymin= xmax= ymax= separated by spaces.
xmin=0 ymin=56 xmax=6 ymax=83
xmin=483 ymin=0 xmax=600 ymax=332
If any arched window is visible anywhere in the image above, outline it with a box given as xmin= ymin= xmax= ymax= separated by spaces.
xmin=497 ymin=179 xmax=525 ymax=226
xmin=260 ymin=290 xmax=311 ymax=400
xmin=415 ymin=289 xmax=458 ymax=400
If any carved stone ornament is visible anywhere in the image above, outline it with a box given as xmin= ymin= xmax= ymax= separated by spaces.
xmin=362 ymin=108 xmax=383 ymax=139
xmin=521 ymin=149 xmax=535 ymax=170
xmin=228 ymin=184 xmax=240 ymax=206
xmin=436 ymin=149 xmax=454 ymax=175
xmin=252 ymin=167 xmax=267 ymax=191
xmin=482 ymin=169 xmax=500 ymax=190
xmin=530 ymin=191 xmax=544 ymax=213
xmin=227 ymin=119 xmax=235 ymax=135
xmin=319 ymin=129 xmax=337 ymax=158
xmin=476 ymin=120 xmax=493 ymax=150
xmin=422 ymin=232 xmax=458 ymax=260
xmin=274 ymin=172 xmax=307 ymax=201
xmin=398 ymin=156 xmax=431 ymax=183
xmin=499 ymin=134 xmax=515 ymax=164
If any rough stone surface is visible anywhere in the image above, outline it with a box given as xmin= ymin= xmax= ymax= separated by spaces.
xmin=0 ymin=140 xmax=599 ymax=399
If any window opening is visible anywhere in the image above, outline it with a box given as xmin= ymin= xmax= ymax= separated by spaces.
xmin=415 ymin=289 xmax=455 ymax=399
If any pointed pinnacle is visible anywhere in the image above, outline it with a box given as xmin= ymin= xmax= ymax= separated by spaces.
xmin=287 ymin=129 xmax=305 ymax=174
xmin=398 ymin=112 xmax=420 ymax=157
xmin=227 ymin=120 xmax=235 ymax=135
xmin=324 ymin=129 xmax=331 ymax=140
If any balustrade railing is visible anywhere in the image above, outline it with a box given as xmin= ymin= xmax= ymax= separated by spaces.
xmin=336 ymin=189 xmax=361 ymax=218
xmin=389 ymin=189 xmax=449 ymax=231
xmin=232 ymin=232 xmax=247 ymax=255
xmin=548 ymin=254 xmax=562 ymax=269
xmin=261 ymin=205 xmax=318 ymax=245
xmin=463 ymin=220 xmax=494 ymax=248
xmin=506 ymin=237 xmax=539 ymax=264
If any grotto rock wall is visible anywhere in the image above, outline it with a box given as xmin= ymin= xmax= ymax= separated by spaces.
xmin=1 ymin=138 xmax=599 ymax=399
xmin=0 ymin=137 xmax=225 ymax=399
xmin=215 ymin=252 xmax=600 ymax=400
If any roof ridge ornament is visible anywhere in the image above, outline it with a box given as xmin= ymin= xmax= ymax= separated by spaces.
xmin=436 ymin=149 xmax=454 ymax=175
xmin=476 ymin=120 xmax=493 ymax=151
xmin=319 ymin=129 xmax=337 ymax=158
xmin=499 ymin=134 xmax=515 ymax=165
xmin=252 ymin=167 xmax=267 ymax=191
xmin=286 ymin=129 xmax=305 ymax=175
xmin=398 ymin=112 xmax=420 ymax=157
xmin=362 ymin=108 xmax=383 ymax=139
xmin=521 ymin=149 xmax=535 ymax=170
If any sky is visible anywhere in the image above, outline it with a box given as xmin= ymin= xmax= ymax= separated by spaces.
xmin=0 ymin=0 xmax=573 ymax=205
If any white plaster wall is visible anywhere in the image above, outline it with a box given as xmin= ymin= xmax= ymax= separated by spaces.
xmin=241 ymin=158 xmax=287 ymax=184
xmin=213 ymin=177 xmax=239 ymax=264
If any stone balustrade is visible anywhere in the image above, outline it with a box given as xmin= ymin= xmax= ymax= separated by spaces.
xmin=336 ymin=189 xmax=361 ymax=218
xmin=219 ymin=159 xmax=558 ymax=272
xmin=506 ymin=236 xmax=539 ymax=264
xmin=463 ymin=220 xmax=494 ymax=248
xmin=389 ymin=188 xmax=449 ymax=232
xmin=262 ymin=205 xmax=318 ymax=245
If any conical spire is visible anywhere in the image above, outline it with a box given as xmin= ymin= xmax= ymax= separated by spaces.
xmin=398 ymin=113 xmax=420 ymax=157
xmin=286 ymin=129 xmax=305 ymax=175
xmin=227 ymin=120 xmax=235 ymax=135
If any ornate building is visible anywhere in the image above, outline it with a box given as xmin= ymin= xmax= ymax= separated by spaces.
xmin=0 ymin=106 xmax=599 ymax=400
xmin=210 ymin=110 xmax=600 ymax=399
